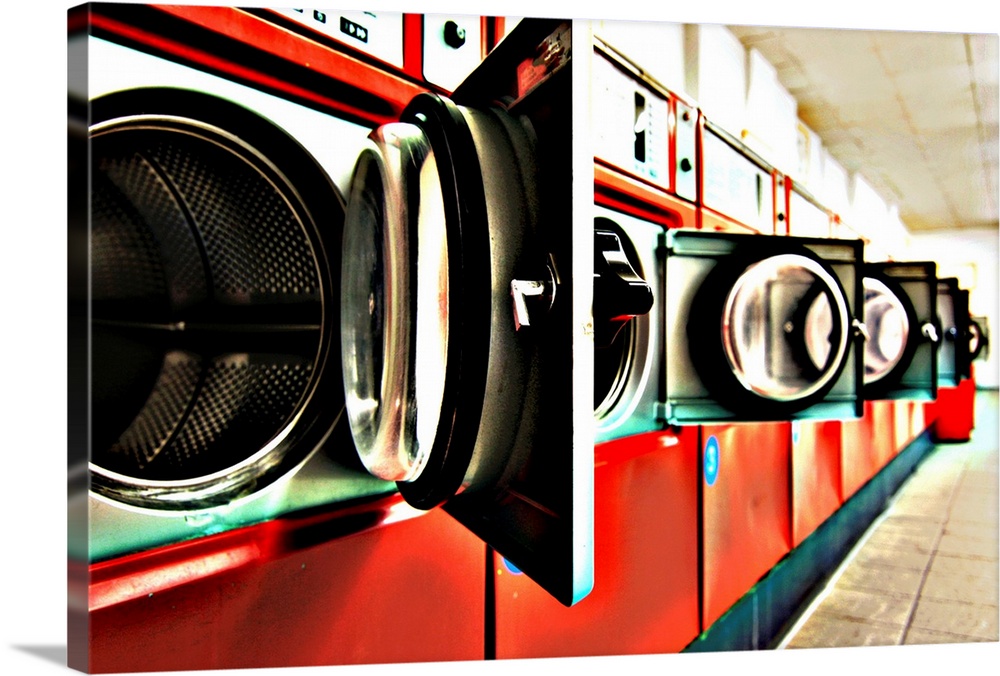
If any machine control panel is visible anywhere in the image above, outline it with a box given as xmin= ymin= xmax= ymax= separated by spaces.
xmin=423 ymin=15 xmax=483 ymax=92
xmin=789 ymin=189 xmax=832 ymax=238
xmin=674 ymin=99 xmax=697 ymax=202
xmin=593 ymin=52 xmax=670 ymax=190
xmin=702 ymin=127 xmax=775 ymax=233
xmin=272 ymin=8 xmax=405 ymax=69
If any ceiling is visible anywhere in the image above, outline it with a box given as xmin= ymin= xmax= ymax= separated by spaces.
xmin=726 ymin=24 xmax=999 ymax=234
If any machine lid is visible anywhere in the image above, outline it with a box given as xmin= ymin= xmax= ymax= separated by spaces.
xmin=341 ymin=123 xmax=450 ymax=484
xmin=341 ymin=93 xmax=491 ymax=509
xmin=969 ymin=315 xmax=990 ymax=363
xmin=955 ymin=286 xmax=973 ymax=381
xmin=936 ymin=277 xmax=969 ymax=386
xmin=681 ymin=232 xmax=862 ymax=421
xmin=341 ymin=18 xmax=592 ymax=608
xmin=860 ymin=261 xmax=939 ymax=401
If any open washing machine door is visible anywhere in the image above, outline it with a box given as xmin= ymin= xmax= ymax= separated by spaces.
xmin=79 ymin=15 xmax=590 ymax=607
xmin=969 ymin=315 xmax=990 ymax=364
xmin=339 ymin=21 xmax=592 ymax=606
xmin=956 ymin=286 xmax=973 ymax=381
xmin=861 ymin=262 xmax=939 ymax=401
xmin=937 ymin=277 xmax=971 ymax=386
xmin=663 ymin=231 xmax=864 ymax=423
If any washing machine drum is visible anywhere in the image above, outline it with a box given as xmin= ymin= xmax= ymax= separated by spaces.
xmin=688 ymin=246 xmax=853 ymax=416
xmin=340 ymin=93 xmax=548 ymax=510
xmin=87 ymin=88 xmax=343 ymax=510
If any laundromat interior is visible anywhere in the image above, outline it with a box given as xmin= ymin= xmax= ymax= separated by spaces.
xmin=52 ymin=1 xmax=1000 ymax=673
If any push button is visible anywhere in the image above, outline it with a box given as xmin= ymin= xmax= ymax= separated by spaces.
xmin=444 ymin=20 xmax=467 ymax=48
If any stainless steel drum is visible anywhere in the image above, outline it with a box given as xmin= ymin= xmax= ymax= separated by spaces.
xmin=88 ymin=88 xmax=344 ymax=511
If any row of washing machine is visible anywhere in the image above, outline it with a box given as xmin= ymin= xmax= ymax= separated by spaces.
xmin=591 ymin=39 xmax=981 ymax=439
xmin=69 ymin=7 xmax=988 ymax=670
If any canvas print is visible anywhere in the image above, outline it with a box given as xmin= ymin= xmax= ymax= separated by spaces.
xmin=63 ymin=2 xmax=997 ymax=673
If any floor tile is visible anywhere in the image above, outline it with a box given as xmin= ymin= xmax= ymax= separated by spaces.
xmin=928 ymin=552 xmax=999 ymax=579
xmin=835 ymin=563 xmax=926 ymax=597
xmin=815 ymin=586 xmax=914 ymax=626
xmin=786 ymin=613 xmax=904 ymax=649
xmin=943 ymin=521 xmax=1000 ymax=541
xmin=936 ymin=533 xmax=999 ymax=561
xmin=889 ymin=496 xmax=950 ymax=521
xmin=851 ymin=543 xmax=933 ymax=573
xmin=777 ymin=390 xmax=999 ymax=651
xmin=877 ymin=514 xmax=944 ymax=537
xmin=920 ymin=567 xmax=999 ymax=607
xmin=908 ymin=597 xmax=999 ymax=641
xmin=863 ymin=527 xmax=938 ymax=555
xmin=902 ymin=627 xmax=998 ymax=645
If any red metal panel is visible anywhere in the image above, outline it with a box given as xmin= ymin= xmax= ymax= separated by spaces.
xmin=700 ymin=208 xmax=762 ymax=234
xmin=88 ymin=504 xmax=486 ymax=672
xmin=893 ymin=400 xmax=913 ymax=452
xmin=870 ymin=400 xmax=896 ymax=467
xmin=495 ymin=429 xmax=700 ymax=658
xmin=93 ymin=5 xmax=429 ymax=127
xmin=779 ymin=173 xmax=791 ymax=236
xmin=402 ymin=14 xmax=425 ymax=81
xmin=909 ymin=401 xmax=926 ymax=441
xmin=841 ymin=401 xmax=877 ymax=501
xmin=701 ymin=422 xmax=792 ymax=629
xmin=922 ymin=398 xmax=937 ymax=430
xmin=934 ymin=374 xmax=976 ymax=441
xmin=791 ymin=420 xmax=843 ymax=547
xmin=594 ymin=161 xmax=697 ymax=229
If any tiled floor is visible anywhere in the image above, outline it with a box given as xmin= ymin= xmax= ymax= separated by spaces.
xmin=778 ymin=390 xmax=999 ymax=649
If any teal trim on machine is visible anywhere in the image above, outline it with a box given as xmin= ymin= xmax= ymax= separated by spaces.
xmin=683 ymin=429 xmax=937 ymax=653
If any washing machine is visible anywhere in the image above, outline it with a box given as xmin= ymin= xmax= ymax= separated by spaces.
xmin=588 ymin=41 xmax=862 ymax=426
xmin=70 ymin=4 xmax=591 ymax=627
xmin=662 ymin=230 xmax=864 ymax=423
xmin=860 ymin=261 xmax=940 ymax=401
xmin=936 ymin=277 xmax=971 ymax=386
xmin=71 ymin=3 xmax=408 ymax=565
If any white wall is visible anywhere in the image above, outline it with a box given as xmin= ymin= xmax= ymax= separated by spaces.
xmin=906 ymin=230 xmax=1000 ymax=388
xmin=593 ymin=19 xmax=686 ymax=95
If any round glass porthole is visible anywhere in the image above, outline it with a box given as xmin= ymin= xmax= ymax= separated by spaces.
xmin=862 ymin=277 xmax=910 ymax=385
xmin=339 ymin=93 xmax=498 ymax=511
xmin=721 ymin=253 xmax=850 ymax=403
xmin=341 ymin=123 xmax=450 ymax=483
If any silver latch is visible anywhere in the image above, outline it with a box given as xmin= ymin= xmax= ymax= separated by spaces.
xmin=510 ymin=262 xmax=557 ymax=331
xmin=921 ymin=322 xmax=940 ymax=343
xmin=853 ymin=318 xmax=870 ymax=342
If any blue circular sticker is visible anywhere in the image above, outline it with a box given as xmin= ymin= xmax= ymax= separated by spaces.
xmin=792 ymin=420 xmax=801 ymax=445
xmin=501 ymin=558 xmax=523 ymax=575
xmin=704 ymin=435 xmax=720 ymax=487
